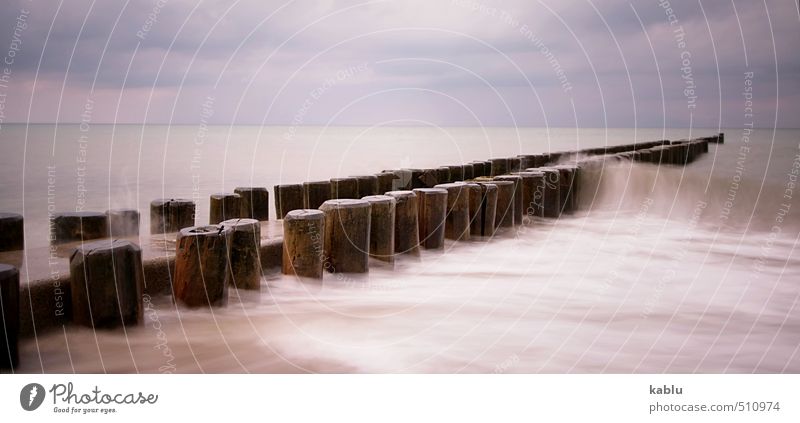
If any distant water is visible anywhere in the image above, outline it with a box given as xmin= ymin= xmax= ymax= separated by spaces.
xmin=2 ymin=125 xmax=799 ymax=373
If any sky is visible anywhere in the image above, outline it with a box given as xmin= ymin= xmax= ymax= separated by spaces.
xmin=0 ymin=0 xmax=798 ymax=128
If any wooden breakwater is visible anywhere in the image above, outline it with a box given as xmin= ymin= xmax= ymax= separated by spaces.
xmin=0 ymin=133 xmax=723 ymax=370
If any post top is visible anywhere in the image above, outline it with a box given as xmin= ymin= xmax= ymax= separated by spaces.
xmin=319 ymin=198 xmax=371 ymax=210
xmin=151 ymin=198 xmax=194 ymax=207
xmin=412 ymin=188 xmax=447 ymax=196
xmin=234 ymin=187 xmax=268 ymax=192
xmin=385 ymin=190 xmax=417 ymax=199
xmin=0 ymin=263 xmax=19 ymax=278
xmin=178 ymin=225 xmax=232 ymax=238
xmin=53 ymin=211 xmax=107 ymax=219
xmin=285 ymin=209 xmax=325 ymax=220
xmin=361 ymin=195 xmax=397 ymax=205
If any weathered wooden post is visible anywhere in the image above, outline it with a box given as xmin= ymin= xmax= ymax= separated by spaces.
xmin=106 ymin=209 xmax=140 ymax=238
xmin=511 ymin=171 xmax=539 ymax=224
xmin=150 ymin=198 xmax=195 ymax=234
xmin=363 ymin=195 xmax=396 ymax=262
xmin=534 ymin=154 xmax=549 ymax=168
xmin=275 ymin=184 xmax=304 ymax=218
xmin=481 ymin=180 xmax=514 ymax=228
xmin=404 ymin=169 xmax=425 ymax=189
xmin=282 ymin=210 xmax=325 ymax=278
xmin=518 ymin=155 xmax=536 ymax=170
xmin=331 ymin=177 xmax=359 ymax=199
xmin=304 ymin=181 xmax=332 ymax=209
xmin=462 ymin=163 xmax=475 ymax=180
xmin=413 ymin=188 xmax=448 ymax=249
xmin=209 ymin=193 xmax=242 ymax=224
xmin=376 ymin=172 xmax=398 ymax=194
xmin=507 ymin=157 xmax=522 ymax=173
xmin=69 ymin=239 xmax=143 ymax=328
xmin=354 ymin=175 xmax=379 ymax=198
xmin=174 ymin=225 xmax=232 ymax=307
xmin=434 ymin=182 xmax=471 ymax=241
xmin=447 ymin=165 xmax=464 ymax=182
xmin=221 ymin=218 xmax=261 ymax=290
xmin=235 ymin=187 xmax=270 ymax=221
xmin=0 ymin=264 xmax=19 ymax=369
xmin=390 ymin=169 xmax=413 ymax=190
xmin=490 ymin=158 xmax=508 ymax=177
xmin=319 ymin=199 xmax=371 ymax=273
xmin=417 ymin=168 xmax=438 ymax=188
xmin=52 ymin=211 xmax=109 ymax=245
xmin=469 ymin=162 xmax=485 ymax=178
xmin=386 ymin=190 xmax=420 ymax=255
xmin=0 ymin=213 xmax=24 ymax=252
xmin=436 ymin=167 xmax=451 ymax=184
xmin=538 ymin=168 xmax=561 ymax=218
xmin=467 ymin=183 xmax=498 ymax=237
xmin=494 ymin=175 xmax=523 ymax=225
xmin=553 ymin=165 xmax=579 ymax=213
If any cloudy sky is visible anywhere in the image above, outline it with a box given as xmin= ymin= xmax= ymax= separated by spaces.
xmin=0 ymin=0 xmax=797 ymax=128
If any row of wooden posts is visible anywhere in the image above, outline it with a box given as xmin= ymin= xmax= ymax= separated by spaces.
xmin=0 ymin=134 xmax=723 ymax=369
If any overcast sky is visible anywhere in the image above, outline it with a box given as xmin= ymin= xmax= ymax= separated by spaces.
xmin=0 ymin=0 xmax=798 ymax=128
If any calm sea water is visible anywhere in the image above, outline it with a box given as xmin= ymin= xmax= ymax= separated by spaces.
xmin=2 ymin=125 xmax=798 ymax=373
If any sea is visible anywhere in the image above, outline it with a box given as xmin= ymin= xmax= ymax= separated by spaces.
xmin=1 ymin=124 xmax=798 ymax=373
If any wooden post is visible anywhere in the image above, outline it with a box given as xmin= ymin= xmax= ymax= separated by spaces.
xmin=467 ymin=183 xmax=497 ymax=237
xmin=52 ymin=211 xmax=109 ymax=245
xmin=511 ymin=171 xmax=538 ymax=224
xmin=275 ymin=184 xmax=304 ymax=218
xmin=494 ymin=175 xmax=523 ymax=225
xmin=282 ymin=210 xmax=325 ymax=278
xmin=319 ymin=199 xmax=371 ymax=273
xmin=436 ymin=167 xmax=451 ymax=184
xmin=479 ymin=160 xmax=493 ymax=177
xmin=209 ymin=193 xmax=242 ymax=224
xmin=538 ymin=168 xmax=561 ymax=218
xmin=404 ymin=169 xmax=425 ymax=189
xmin=0 ymin=264 xmax=19 ymax=369
xmin=0 ymin=213 xmax=24 ymax=252
xmin=385 ymin=191 xmax=420 ymax=255
xmin=354 ymin=175 xmax=379 ymax=198
xmin=469 ymin=161 xmax=485 ymax=178
xmin=553 ymin=165 xmax=578 ymax=213
xmin=480 ymin=180 xmax=514 ymax=228
xmin=391 ymin=169 xmax=413 ymax=190
xmin=304 ymin=181 xmax=332 ymax=209
xmin=413 ymin=188 xmax=448 ymax=249
xmin=433 ymin=182 xmax=471 ymax=241
xmin=518 ymin=155 xmax=536 ymax=170
xmin=419 ymin=168 xmax=441 ymax=188
xmin=490 ymin=158 xmax=508 ymax=177
xmin=462 ymin=163 xmax=475 ymax=180
xmin=150 ymin=198 xmax=195 ymax=234
xmin=174 ymin=225 xmax=232 ymax=307
xmin=376 ymin=172 xmax=398 ymax=194
xmin=69 ymin=239 xmax=143 ymax=328
xmin=507 ymin=157 xmax=522 ymax=173
xmin=235 ymin=187 xmax=270 ymax=221
xmin=331 ymin=177 xmax=359 ymax=199
xmin=447 ymin=165 xmax=464 ymax=182
xmin=362 ymin=195 xmax=396 ymax=262
xmin=106 ymin=209 xmax=140 ymax=238
xmin=221 ymin=218 xmax=261 ymax=290
xmin=521 ymin=170 xmax=546 ymax=218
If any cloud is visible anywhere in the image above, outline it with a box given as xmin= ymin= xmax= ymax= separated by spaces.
xmin=0 ymin=0 xmax=797 ymax=127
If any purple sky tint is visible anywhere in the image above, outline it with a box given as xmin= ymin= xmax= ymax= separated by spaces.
xmin=0 ymin=0 xmax=797 ymax=128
